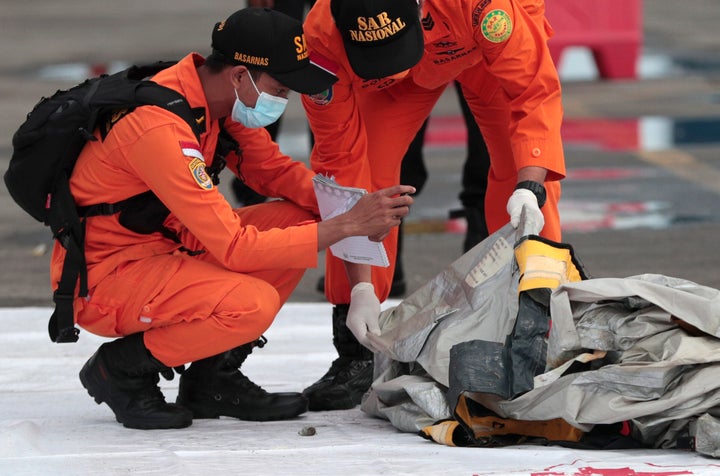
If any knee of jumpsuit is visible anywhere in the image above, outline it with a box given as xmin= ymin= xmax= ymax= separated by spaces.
xmin=144 ymin=277 xmax=282 ymax=366
xmin=213 ymin=277 xmax=282 ymax=341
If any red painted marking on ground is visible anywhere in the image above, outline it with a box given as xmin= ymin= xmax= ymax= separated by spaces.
xmin=424 ymin=116 xmax=640 ymax=152
xmin=90 ymin=63 xmax=109 ymax=76
xmin=607 ymin=202 xmax=653 ymax=213
xmin=432 ymin=200 xmax=668 ymax=235
xmin=425 ymin=116 xmax=467 ymax=146
xmin=531 ymin=468 xmax=692 ymax=476
xmin=567 ymin=168 xmax=650 ymax=180
xmin=561 ymin=118 xmax=640 ymax=151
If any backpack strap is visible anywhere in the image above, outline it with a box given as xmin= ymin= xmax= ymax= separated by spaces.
xmin=134 ymin=81 xmax=203 ymax=141
xmin=48 ymin=172 xmax=86 ymax=343
xmin=207 ymin=121 xmax=238 ymax=184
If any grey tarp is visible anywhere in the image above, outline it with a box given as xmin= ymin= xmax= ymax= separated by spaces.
xmin=500 ymin=273 xmax=720 ymax=454
xmin=362 ymin=222 xmax=530 ymax=433
xmin=361 ymin=228 xmax=720 ymax=457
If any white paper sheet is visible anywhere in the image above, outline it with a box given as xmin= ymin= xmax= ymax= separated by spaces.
xmin=312 ymin=174 xmax=389 ymax=267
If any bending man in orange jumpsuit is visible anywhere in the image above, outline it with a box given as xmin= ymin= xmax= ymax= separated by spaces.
xmin=54 ymin=7 xmax=415 ymax=430
xmin=300 ymin=0 xmax=565 ymax=410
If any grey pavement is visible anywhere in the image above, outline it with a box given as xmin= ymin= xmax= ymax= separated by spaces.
xmin=1 ymin=0 xmax=720 ymax=308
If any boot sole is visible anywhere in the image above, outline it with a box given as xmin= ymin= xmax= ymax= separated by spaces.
xmin=307 ymin=393 xmax=357 ymax=411
xmin=79 ymin=358 xmax=192 ymax=430
xmin=304 ymin=379 xmax=370 ymax=411
xmin=79 ymin=362 xmax=107 ymax=406
xmin=180 ymin=397 xmax=309 ymax=421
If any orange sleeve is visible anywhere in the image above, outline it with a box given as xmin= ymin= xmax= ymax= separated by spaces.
xmin=125 ymin=114 xmax=318 ymax=273
xmin=474 ymin=0 xmax=565 ymax=180
xmin=220 ymin=119 xmax=320 ymax=215
xmin=301 ymin=1 xmax=374 ymax=192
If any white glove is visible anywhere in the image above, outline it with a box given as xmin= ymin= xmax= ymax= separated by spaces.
xmin=506 ymin=188 xmax=545 ymax=236
xmin=346 ymin=282 xmax=381 ymax=352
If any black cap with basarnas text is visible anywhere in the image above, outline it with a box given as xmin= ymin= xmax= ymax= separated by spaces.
xmin=331 ymin=0 xmax=424 ymax=79
xmin=211 ymin=7 xmax=337 ymax=95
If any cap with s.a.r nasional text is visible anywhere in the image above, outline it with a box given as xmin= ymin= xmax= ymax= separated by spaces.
xmin=330 ymin=0 xmax=424 ymax=79
xmin=211 ymin=7 xmax=337 ymax=94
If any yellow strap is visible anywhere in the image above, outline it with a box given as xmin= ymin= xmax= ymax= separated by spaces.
xmin=455 ymin=394 xmax=584 ymax=442
xmin=514 ymin=238 xmax=584 ymax=293
xmin=420 ymin=420 xmax=461 ymax=447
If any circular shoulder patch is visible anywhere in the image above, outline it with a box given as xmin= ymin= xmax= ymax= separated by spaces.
xmin=309 ymin=87 xmax=333 ymax=106
xmin=481 ymin=9 xmax=513 ymax=43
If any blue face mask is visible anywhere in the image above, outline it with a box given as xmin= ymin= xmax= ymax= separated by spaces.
xmin=231 ymin=73 xmax=288 ymax=128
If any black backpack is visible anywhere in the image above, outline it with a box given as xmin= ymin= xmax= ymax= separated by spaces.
xmin=4 ymin=62 xmax=204 ymax=343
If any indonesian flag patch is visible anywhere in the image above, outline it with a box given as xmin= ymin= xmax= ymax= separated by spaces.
xmin=308 ymin=51 xmax=338 ymax=105
xmin=181 ymin=141 xmax=213 ymax=190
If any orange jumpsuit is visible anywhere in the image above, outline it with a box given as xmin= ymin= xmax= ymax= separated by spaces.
xmin=50 ymin=53 xmax=322 ymax=367
xmin=302 ymin=0 xmax=565 ymax=305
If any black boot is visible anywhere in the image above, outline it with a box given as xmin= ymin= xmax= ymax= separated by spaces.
xmin=463 ymin=206 xmax=489 ymax=253
xmin=303 ymin=305 xmax=374 ymax=411
xmin=79 ymin=333 xmax=193 ymax=429
xmin=390 ymin=222 xmax=407 ymax=298
xmin=176 ymin=337 xmax=308 ymax=421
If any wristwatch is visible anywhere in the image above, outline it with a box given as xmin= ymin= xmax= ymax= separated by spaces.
xmin=515 ymin=181 xmax=546 ymax=208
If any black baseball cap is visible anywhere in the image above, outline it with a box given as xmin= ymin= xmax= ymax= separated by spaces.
xmin=211 ymin=8 xmax=337 ymax=94
xmin=331 ymin=0 xmax=424 ymax=79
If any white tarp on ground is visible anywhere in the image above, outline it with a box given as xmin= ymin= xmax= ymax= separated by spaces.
xmin=2 ymin=305 xmax=719 ymax=476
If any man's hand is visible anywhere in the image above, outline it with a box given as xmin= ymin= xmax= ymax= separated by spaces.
xmin=506 ymin=188 xmax=544 ymax=235
xmin=317 ymin=185 xmax=415 ymax=251
xmin=346 ymin=282 xmax=381 ymax=352
xmin=350 ymin=185 xmax=415 ymax=241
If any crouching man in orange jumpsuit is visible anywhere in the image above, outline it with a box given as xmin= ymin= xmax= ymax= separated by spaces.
xmin=299 ymin=0 xmax=566 ymax=410
xmin=53 ymin=7 xmax=415 ymax=430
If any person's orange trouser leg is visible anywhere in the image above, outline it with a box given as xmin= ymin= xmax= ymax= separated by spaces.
xmin=76 ymin=201 xmax=314 ymax=367
xmin=323 ymin=82 xmax=445 ymax=305
xmin=458 ymin=71 xmax=562 ymax=242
